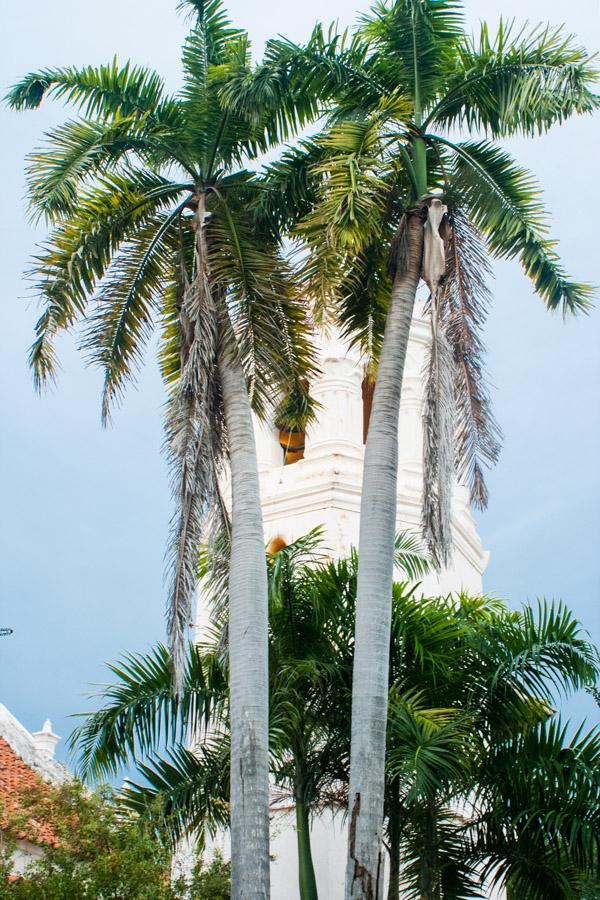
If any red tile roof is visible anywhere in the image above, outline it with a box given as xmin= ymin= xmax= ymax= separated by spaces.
xmin=0 ymin=737 xmax=58 ymax=846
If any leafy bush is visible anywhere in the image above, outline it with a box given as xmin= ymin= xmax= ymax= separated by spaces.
xmin=0 ymin=780 xmax=230 ymax=899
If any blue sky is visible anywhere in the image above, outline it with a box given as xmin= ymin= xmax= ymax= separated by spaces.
xmin=1 ymin=0 xmax=598 ymax=764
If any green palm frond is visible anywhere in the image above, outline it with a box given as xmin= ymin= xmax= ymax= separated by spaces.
xmin=5 ymin=58 xmax=178 ymax=125
xmin=491 ymin=599 xmax=600 ymax=701
xmin=83 ymin=206 xmax=189 ymax=423
xmin=25 ymin=116 xmax=187 ymax=222
xmin=27 ymin=171 xmax=188 ymax=391
xmin=390 ymin=590 xmax=466 ymax=679
xmin=121 ymin=739 xmax=230 ymax=843
xmin=475 ymin=719 xmax=600 ymax=898
xmin=69 ymin=643 xmax=227 ymax=781
xmin=208 ymin=186 xmax=316 ymax=416
xmin=387 ymin=688 xmax=471 ymax=802
xmin=440 ymin=137 xmax=594 ymax=313
xmin=394 ymin=531 xmax=431 ymax=580
xmin=259 ymin=25 xmax=377 ymax=119
xmin=429 ymin=19 xmax=600 ymax=136
xmin=254 ymin=139 xmax=327 ymax=237
xmin=303 ymin=102 xmax=408 ymax=250
xmin=399 ymin=804 xmax=486 ymax=900
xmin=361 ymin=0 xmax=464 ymax=114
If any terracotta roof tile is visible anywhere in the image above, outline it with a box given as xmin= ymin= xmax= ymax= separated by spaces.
xmin=0 ymin=737 xmax=58 ymax=846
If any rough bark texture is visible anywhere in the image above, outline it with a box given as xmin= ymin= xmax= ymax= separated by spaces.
xmin=345 ymin=211 xmax=424 ymax=900
xmin=220 ymin=353 xmax=270 ymax=900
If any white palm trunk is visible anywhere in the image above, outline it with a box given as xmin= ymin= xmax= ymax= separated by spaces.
xmin=345 ymin=211 xmax=424 ymax=900
xmin=220 ymin=353 xmax=270 ymax=900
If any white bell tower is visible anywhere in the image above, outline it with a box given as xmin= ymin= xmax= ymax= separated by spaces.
xmin=253 ymin=299 xmax=488 ymax=594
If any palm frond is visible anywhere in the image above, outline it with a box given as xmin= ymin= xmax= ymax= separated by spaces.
xmin=394 ymin=531 xmax=431 ymax=580
xmin=492 ymin=599 xmax=600 ymax=703
xmin=429 ymin=19 xmax=600 ymax=136
xmin=387 ymin=689 xmax=470 ymax=801
xmin=5 ymin=58 xmax=180 ymax=126
xmin=361 ymin=0 xmax=464 ymax=111
xmin=438 ymin=208 xmax=501 ymax=509
xmin=165 ymin=224 xmax=225 ymax=693
xmin=209 ymin=184 xmax=316 ymax=417
xmin=83 ymin=206 xmax=188 ymax=423
xmin=439 ymin=137 xmax=594 ymax=313
xmin=474 ymin=718 xmax=600 ymax=897
xmin=28 ymin=171 xmax=187 ymax=391
xmin=337 ymin=239 xmax=392 ymax=366
xmin=69 ymin=643 xmax=227 ymax=780
xmin=259 ymin=25 xmax=377 ymax=119
xmin=25 ymin=116 xmax=186 ymax=222
xmin=121 ymin=739 xmax=230 ymax=843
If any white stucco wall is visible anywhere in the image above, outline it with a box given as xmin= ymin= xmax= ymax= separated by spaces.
xmin=8 ymin=838 xmax=46 ymax=877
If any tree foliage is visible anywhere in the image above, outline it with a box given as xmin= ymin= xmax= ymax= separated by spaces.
xmin=71 ymin=535 xmax=600 ymax=899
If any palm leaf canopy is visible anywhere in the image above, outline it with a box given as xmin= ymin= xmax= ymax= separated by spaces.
xmin=8 ymin=0 xmax=314 ymax=403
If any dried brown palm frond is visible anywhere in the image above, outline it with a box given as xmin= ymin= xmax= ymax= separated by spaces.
xmin=422 ymin=317 xmax=455 ymax=570
xmin=165 ymin=211 xmax=226 ymax=695
xmin=422 ymin=205 xmax=501 ymax=567
xmin=440 ymin=209 xmax=502 ymax=510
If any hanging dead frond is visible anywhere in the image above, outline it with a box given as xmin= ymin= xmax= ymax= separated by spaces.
xmin=422 ymin=320 xmax=455 ymax=570
xmin=440 ymin=209 xmax=502 ymax=509
xmin=197 ymin=513 xmax=232 ymax=628
xmin=422 ymin=197 xmax=455 ymax=569
xmin=422 ymin=202 xmax=502 ymax=567
xmin=165 ymin=203 xmax=226 ymax=694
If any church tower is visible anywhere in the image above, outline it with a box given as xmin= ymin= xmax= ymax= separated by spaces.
xmin=253 ymin=299 xmax=488 ymax=594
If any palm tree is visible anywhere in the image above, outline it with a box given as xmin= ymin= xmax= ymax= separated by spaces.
xmin=7 ymin=4 xmax=316 ymax=895
xmin=230 ymin=7 xmax=599 ymax=892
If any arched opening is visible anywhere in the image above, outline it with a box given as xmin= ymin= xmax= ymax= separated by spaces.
xmin=275 ymin=380 xmax=311 ymax=465
xmin=278 ymin=428 xmax=305 ymax=464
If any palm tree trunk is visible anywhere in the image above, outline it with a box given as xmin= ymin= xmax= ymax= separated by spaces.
xmin=295 ymin=794 xmax=319 ymax=900
xmin=386 ymin=797 xmax=401 ymax=900
xmin=419 ymin=797 xmax=438 ymax=900
xmin=345 ymin=209 xmax=424 ymax=900
xmin=219 ymin=351 xmax=270 ymax=900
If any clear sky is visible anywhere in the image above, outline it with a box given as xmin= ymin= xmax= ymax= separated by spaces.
xmin=1 ymin=0 xmax=598 ymax=763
